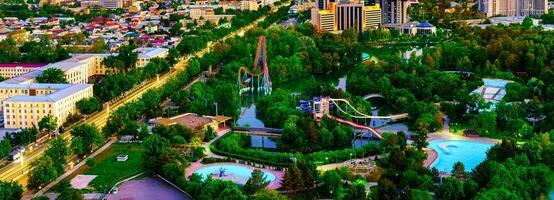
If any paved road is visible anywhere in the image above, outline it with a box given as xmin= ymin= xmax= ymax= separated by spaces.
xmin=0 ymin=9 xmax=275 ymax=187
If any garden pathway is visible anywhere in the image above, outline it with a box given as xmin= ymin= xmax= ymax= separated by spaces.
xmin=29 ymin=137 xmax=117 ymax=199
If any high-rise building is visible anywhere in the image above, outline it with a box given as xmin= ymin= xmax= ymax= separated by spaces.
xmin=380 ymin=0 xmax=409 ymax=24
xmin=365 ymin=4 xmax=381 ymax=30
xmin=311 ymin=8 xmax=336 ymax=32
xmin=478 ymin=0 xmax=548 ymax=17
xmin=317 ymin=0 xmax=330 ymax=10
xmin=311 ymin=0 xmax=381 ymax=32
xmin=335 ymin=4 xmax=364 ymax=31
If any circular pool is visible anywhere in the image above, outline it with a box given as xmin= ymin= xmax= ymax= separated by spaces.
xmin=429 ymin=140 xmax=494 ymax=172
xmin=192 ymin=164 xmax=276 ymax=185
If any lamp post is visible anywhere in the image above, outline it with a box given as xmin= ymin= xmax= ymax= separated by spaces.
xmin=213 ymin=102 xmax=218 ymax=116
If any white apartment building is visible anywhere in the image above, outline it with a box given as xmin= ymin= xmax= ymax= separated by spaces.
xmin=241 ymin=0 xmax=260 ymax=11
xmin=0 ymin=47 xmax=168 ymax=129
xmin=0 ymin=64 xmax=46 ymax=78
xmin=2 ymin=84 xmax=93 ymax=128
xmin=478 ymin=0 xmax=548 ymax=17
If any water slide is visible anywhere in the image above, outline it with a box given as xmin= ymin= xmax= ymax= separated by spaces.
xmin=329 ymin=98 xmax=408 ymax=120
xmin=326 ymin=114 xmax=383 ymax=140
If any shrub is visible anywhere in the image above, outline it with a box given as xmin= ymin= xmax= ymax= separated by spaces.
xmin=85 ymin=158 xmax=95 ymax=167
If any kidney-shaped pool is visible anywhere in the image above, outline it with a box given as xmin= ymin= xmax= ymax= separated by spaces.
xmin=192 ymin=164 xmax=277 ymax=185
xmin=429 ymin=140 xmax=494 ymax=172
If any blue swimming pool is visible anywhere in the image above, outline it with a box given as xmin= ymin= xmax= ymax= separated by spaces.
xmin=193 ymin=164 xmax=276 ymax=184
xmin=429 ymin=140 xmax=494 ymax=172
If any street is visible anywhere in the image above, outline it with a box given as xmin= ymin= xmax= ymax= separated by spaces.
xmin=0 ymin=8 xmax=275 ymax=187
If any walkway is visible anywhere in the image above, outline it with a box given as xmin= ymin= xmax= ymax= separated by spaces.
xmin=30 ymin=137 xmax=117 ymax=199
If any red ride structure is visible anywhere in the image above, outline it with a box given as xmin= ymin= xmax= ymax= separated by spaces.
xmin=237 ymin=36 xmax=272 ymax=96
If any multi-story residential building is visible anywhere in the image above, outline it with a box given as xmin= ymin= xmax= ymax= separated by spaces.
xmin=380 ymin=0 xmax=409 ymax=24
xmin=0 ymin=64 xmax=47 ymax=78
xmin=311 ymin=0 xmax=381 ymax=32
xmin=241 ymin=0 xmax=260 ymax=11
xmin=1 ymin=83 xmax=93 ymax=128
xmin=2 ymin=48 xmax=168 ymax=85
xmin=135 ymin=48 xmax=169 ymax=68
xmin=0 ymin=48 xmax=168 ymax=128
xmin=478 ymin=0 xmax=548 ymax=17
xmin=100 ymin=0 xmax=124 ymax=9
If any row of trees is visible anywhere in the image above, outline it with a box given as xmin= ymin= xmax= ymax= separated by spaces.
xmin=0 ymin=115 xmax=58 ymax=160
xmin=27 ymin=123 xmax=103 ymax=190
xmin=0 ymin=39 xmax=70 ymax=63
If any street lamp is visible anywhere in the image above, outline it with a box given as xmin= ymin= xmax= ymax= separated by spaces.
xmin=213 ymin=102 xmax=218 ymax=116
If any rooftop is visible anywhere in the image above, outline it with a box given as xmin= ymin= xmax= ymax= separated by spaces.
xmin=150 ymin=113 xmax=217 ymax=130
xmin=135 ymin=47 xmax=169 ymax=59
xmin=0 ymin=63 xmax=48 ymax=68
xmin=3 ymin=84 xmax=93 ymax=102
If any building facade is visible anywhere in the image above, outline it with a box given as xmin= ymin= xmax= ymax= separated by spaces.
xmin=2 ymin=84 xmax=93 ymax=128
xmin=0 ymin=48 xmax=168 ymax=129
xmin=380 ymin=0 xmax=409 ymax=24
xmin=335 ymin=4 xmax=365 ymax=32
xmin=241 ymin=0 xmax=259 ymax=11
xmin=364 ymin=4 xmax=382 ymax=30
xmin=0 ymin=64 xmax=46 ymax=78
xmin=478 ymin=0 xmax=548 ymax=17
xmin=311 ymin=0 xmax=382 ymax=32
xmin=100 ymin=0 xmax=124 ymax=9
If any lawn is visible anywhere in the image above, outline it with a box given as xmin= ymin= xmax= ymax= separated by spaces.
xmin=85 ymin=143 xmax=145 ymax=192
xmin=54 ymin=143 xmax=146 ymax=193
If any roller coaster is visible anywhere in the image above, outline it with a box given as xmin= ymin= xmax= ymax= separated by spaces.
xmin=237 ymin=36 xmax=272 ymax=96
xmin=298 ymin=97 xmax=409 ymax=140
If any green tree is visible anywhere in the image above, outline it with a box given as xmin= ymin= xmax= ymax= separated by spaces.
xmin=412 ymin=132 xmax=428 ymax=151
xmin=198 ymin=178 xmax=247 ymax=200
xmin=27 ymin=156 xmax=59 ymax=190
xmin=38 ymin=114 xmax=58 ymax=134
xmin=44 ymin=137 xmax=71 ymax=170
xmin=251 ymin=189 xmax=288 ymax=200
xmin=76 ymin=97 xmax=101 ymax=115
xmin=36 ymin=68 xmax=68 ymax=84
xmin=0 ymin=138 xmax=12 ymax=159
xmin=280 ymin=164 xmax=304 ymax=193
xmin=322 ymin=170 xmax=343 ymax=198
xmin=451 ymin=161 xmax=466 ymax=178
xmin=0 ymin=181 xmax=23 ymax=200
xmin=56 ymin=187 xmax=84 ymax=200
xmin=70 ymin=124 xmax=104 ymax=156
xmin=473 ymin=188 xmax=522 ymax=200
xmin=243 ymin=169 xmax=270 ymax=195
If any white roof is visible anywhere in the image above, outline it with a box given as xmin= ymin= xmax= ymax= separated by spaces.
xmin=4 ymin=84 xmax=92 ymax=103
xmin=135 ymin=47 xmax=168 ymax=59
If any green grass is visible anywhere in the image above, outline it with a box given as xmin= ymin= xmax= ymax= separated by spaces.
xmin=48 ymin=143 xmax=146 ymax=193
xmin=81 ymin=143 xmax=145 ymax=192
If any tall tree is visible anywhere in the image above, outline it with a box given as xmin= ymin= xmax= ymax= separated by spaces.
xmin=44 ymin=137 xmax=71 ymax=170
xmin=70 ymin=124 xmax=104 ymax=156
xmin=38 ymin=114 xmax=58 ymax=135
xmin=36 ymin=68 xmax=68 ymax=84
xmin=243 ymin=169 xmax=270 ymax=195
xmin=0 ymin=181 xmax=23 ymax=200
xmin=27 ymin=156 xmax=59 ymax=190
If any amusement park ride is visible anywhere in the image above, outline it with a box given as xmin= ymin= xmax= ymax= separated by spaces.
xmin=298 ymin=97 xmax=409 ymax=141
xmin=237 ymin=36 xmax=272 ymax=96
